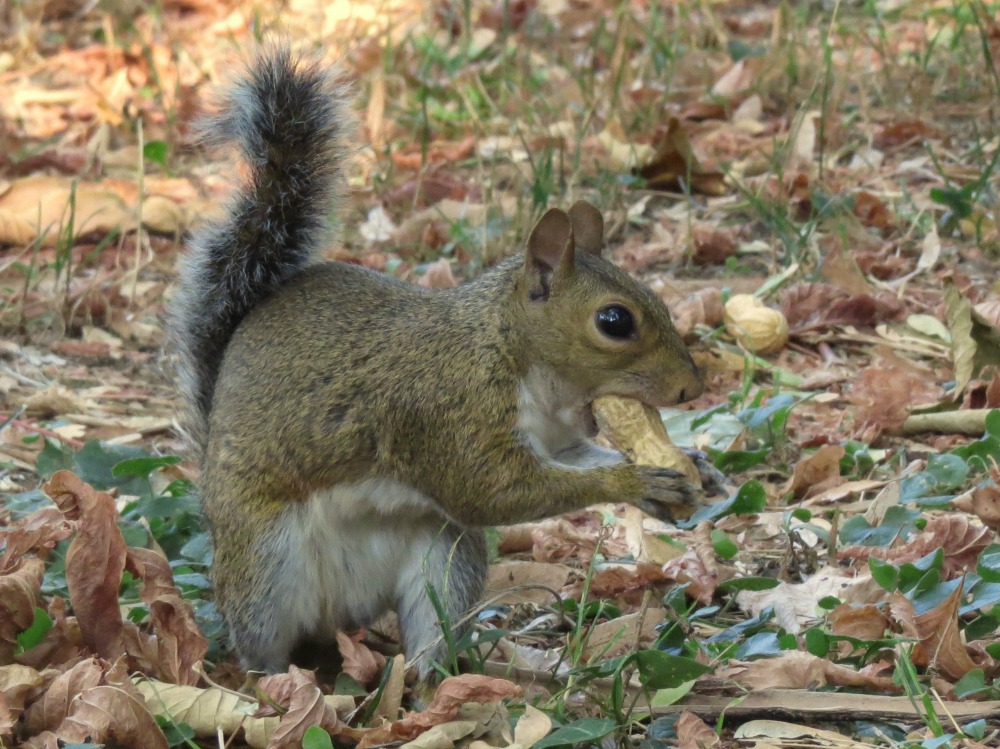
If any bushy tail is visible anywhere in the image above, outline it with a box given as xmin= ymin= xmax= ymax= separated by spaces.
xmin=168 ymin=45 xmax=353 ymax=458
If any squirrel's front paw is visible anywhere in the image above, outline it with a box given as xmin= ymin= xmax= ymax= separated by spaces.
xmin=635 ymin=466 xmax=702 ymax=522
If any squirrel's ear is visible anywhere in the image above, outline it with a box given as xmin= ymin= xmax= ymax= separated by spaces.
xmin=524 ymin=208 xmax=574 ymax=300
xmin=567 ymin=201 xmax=604 ymax=256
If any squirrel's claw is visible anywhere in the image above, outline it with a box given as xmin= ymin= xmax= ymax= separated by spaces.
xmin=636 ymin=466 xmax=703 ymax=523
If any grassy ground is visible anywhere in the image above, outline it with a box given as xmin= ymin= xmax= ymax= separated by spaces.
xmin=2 ymin=0 xmax=1000 ymax=747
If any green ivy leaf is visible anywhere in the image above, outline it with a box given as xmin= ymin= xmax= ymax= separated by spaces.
xmin=710 ymin=529 xmax=738 ymax=560
xmin=302 ymin=725 xmax=334 ymax=749
xmin=804 ymin=627 xmax=829 ymax=657
xmin=633 ymin=650 xmax=712 ymax=689
xmin=717 ymin=576 xmax=780 ymax=593
xmin=870 ymin=558 xmax=899 ymax=592
xmin=534 ymin=718 xmax=616 ymax=749
xmin=15 ymin=607 xmax=53 ymax=653
xmin=977 ymin=543 xmax=1000 ymax=583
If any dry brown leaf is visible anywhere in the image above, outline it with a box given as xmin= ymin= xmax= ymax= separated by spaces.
xmin=782 ymin=445 xmax=846 ymax=500
xmin=35 ymin=684 xmax=168 ymax=749
xmin=23 ymin=384 xmax=89 ymax=418
xmin=262 ymin=666 xmax=348 ymax=749
xmin=496 ymin=518 xmax=579 ymax=554
xmin=912 ymin=579 xmax=980 ymax=681
xmin=358 ymin=674 xmax=522 ymax=749
xmin=634 ymin=118 xmax=728 ymax=196
xmin=853 ymin=190 xmax=895 ymax=229
xmin=676 ymin=709 xmax=720 ymax=749
xmin=0 ymin=507 xmax=72 ymax=573
xmin=711 ymin=59 xmax=757 ymax=97
xmin=780 ymin=283 xmax=904 ymax=331
xmin=485 ymin=560 xmax=572 ymax=606
xmin=670 ymin=288 xmax=725 ymax=339
xmin=45 ymin=471 xmax=126 ymax=661
xmin=417 ymin=258 xmax=458 ymax=289
xmin=828 ymin=603 xmax=890 ymax=643
xmin=392 ymin=137 xmax=476 ymax=170
xmin=846 ymin=364 xmax=944 ymax=441
xmin=734 ymin=568 xmax=863 ymax=634
xmin=621 ymin=506 xmax=685 ymax=566
xmin=0 ymin=664 xmax=48 ymax=738
xmin=690 ymin=223 xmax=739 ymax=265
xmin=372 ymin=653 xmax=406 ymax=723
xmin=336 ymin=630 xmax=386 ymax=688
xmin=580 ymin=609 xmax=665 ymax=662
xmin=0 ymin=557 xmax=47 ymax=664
xmin=662 ymin=521 xmax=734 ymax=603
xmin=719 ymin=650 xmax=896 ymax=692
xmin=22 ymin=658 xmax=103 ymax=734
xmin=874 ymin=119 xmax=943 ymax=148
xmin=952 ymin=483 xmax=1000 ymax=530
xmin=125 ymin=547 xmax=207 ymax=685
xmin=134 ymin=678 xmax=356 ymax=749
xmin=840 ymin=514 xmax=991 ymax=578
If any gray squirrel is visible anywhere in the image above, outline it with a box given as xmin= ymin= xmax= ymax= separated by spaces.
xmin=167 ymin=45 xmax=705 ymax=678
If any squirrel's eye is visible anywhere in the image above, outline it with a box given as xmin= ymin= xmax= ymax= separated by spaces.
xmin=596 ymin=305 xmax=635 ymax=339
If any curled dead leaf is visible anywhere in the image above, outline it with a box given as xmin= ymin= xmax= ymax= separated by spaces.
xmin=781 ymin=445 xmax=846 ymax=500
xmin=336 ymin=630 xmax=386 ymax=688
xmin=0 ymin=557 xmax=45 ymax=663
xmin=36 ymin=684 xmax=168 ymax=749
xmin=45 ymin=471 xmax=126 ymax=662
xmin=676 ymin=709 xmax=720 ymax=749
xmin=634 ymin=118 xmax=728 ymax=196
xmin=952 ymin=483 xmax=1000 ymax=530
xmin=670 ymin=287 xmax=725 ymax=339
xmin=911 ymin=580 xmax=981 ymax=681
xmin=358 ymin=674 xmax=522 ymax=749
xmin=23 ymin=658 xmax=103 ymax=734
xmin=718 ymin=650 xmax=896 ymax=692
xmin=840 ymin=513 xmax=991 ymax=578
xmin=260 ymin=665 xmax=352 ymax=749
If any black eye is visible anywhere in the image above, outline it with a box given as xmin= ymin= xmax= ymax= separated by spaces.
xmin=596 ymin=305 xmax=635 ymax=339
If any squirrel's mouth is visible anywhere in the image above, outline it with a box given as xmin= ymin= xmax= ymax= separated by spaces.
xmin=582 ymin=402 xmax=599 ymax=437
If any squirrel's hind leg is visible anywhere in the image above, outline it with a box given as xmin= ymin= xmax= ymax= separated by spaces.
xmin=396 ymin=524 xmax=488 ymax=680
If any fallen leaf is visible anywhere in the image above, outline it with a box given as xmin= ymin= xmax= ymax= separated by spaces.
xmin=719 ymin=650 xmax=896 ymax=692
xmin=874 ymin=119 xmax=943 ymax=148
xmin=336 ymin=630 xmax=386 ymax=689
xmin=782 ymin=445 xmax=846 ymax=500
xmin=580 ymin=608 xmax=665 ymax=662
xmin=676 ymin=709 xmax=720 ymax=749
xmin=912 ymin=582 xmax=982 ymax=681
xmin=486 ymin=560 xmax=572 ymax=606
xmin=840 ymin=513 xmax=992 ymax=578
xmin=36 ymin=685 xmax=168 ymax=749
xmin=690 ymin=223 xmax=739 ymax=265
xmin=359 ymin=674 xmax=522 ymax=749
xmin=780 ymin=283 xmax=903 ymax=331
xmin=259 ymin=666 xmax=351 ymax=749
xmin=670 ymin=288 xmax=726 ymax=339
xmin=417 ymin=258 xmax=458 ymax=289
xmin=952 ymin=483 xmax=1000 ymax=530
xmin=45 ymin=471 xmax=126 ymax=662
xmin=662 ymin=522 xmax=735 ymax=603
xmin=127 ymin=547 xmax=207 ymax=685
xmin=23 ymin=658 xmax=103 ymax=734
xmin=634 ymin=118 xmax=728 ymax=196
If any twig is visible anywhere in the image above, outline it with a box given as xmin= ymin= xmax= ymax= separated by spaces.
xmin=0 ymin=416 xmax=84 ymax=447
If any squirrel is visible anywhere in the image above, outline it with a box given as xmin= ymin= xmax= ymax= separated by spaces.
xmin=167 ymin=45 xmax=706 ymax=679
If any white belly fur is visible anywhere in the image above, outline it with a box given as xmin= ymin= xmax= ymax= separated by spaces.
xmin=266 ymin=478 xmax=449 ymax=643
